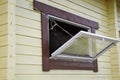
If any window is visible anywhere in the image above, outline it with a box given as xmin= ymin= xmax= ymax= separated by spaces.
xmin=33 ymin=0 xmax=119 ymax=72
xmin=51 ymin=31 xmax=119 ymax=62
xmin=49 ymin=16 xmax=89 ymax=57
xmin=34 ymin=0 xmax=99 ymax=72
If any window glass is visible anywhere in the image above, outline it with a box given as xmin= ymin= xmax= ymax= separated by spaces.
xmin=51 ymin=31 xmax=119 ymax=61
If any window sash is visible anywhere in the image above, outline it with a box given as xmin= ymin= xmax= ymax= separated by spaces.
xmin=50 ymin=31 xmax=119 ymax=62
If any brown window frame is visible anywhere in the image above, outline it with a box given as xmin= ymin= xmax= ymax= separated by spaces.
xmin=33 ymin=0 xmax=99 ymax=72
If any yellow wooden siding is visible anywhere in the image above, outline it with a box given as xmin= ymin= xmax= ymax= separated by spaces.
xmin=117 ymin=2 xmax=120 ymax=79
xmin=118 ymin=5 xmax=120 ymax=27
xmin=0 ymin=1 xmax=8 ymax=80
xmin=16 ymin=75 xmax=112 ymax=80
xmin=15 ymin=0 xmax=113 ymax=80
xmin=107 ymin=0 xmax=120 ymax=80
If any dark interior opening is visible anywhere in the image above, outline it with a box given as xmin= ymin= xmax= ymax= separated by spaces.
xmin=49 ymin=16 xmax=88 ymax=56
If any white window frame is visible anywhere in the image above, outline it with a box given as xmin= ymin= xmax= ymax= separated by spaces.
xmin=50 ymin=31 xmax=120 ymax=62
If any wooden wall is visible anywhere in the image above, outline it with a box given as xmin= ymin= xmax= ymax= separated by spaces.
xmin=107 ymin=0 xmax=120 ymax=80
xmin=15 ymin=0 xmax=114 ymax=80
xmin=118 ymin=1 xmax=120 ymax=28
xmin=0 ymin=0 xmax=8 ymax=80
xmin=117 ymin=1 xmax=120 ymax=79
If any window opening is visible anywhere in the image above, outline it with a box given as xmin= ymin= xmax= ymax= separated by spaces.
xmin=49 ymin=16 xmax=89 ymax=56
xmin=33 ymin=0 xmax=100 ymax=72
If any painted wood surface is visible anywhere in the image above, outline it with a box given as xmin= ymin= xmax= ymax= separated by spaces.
xmin=7 ymin=0 xmax=16 ymax=80
xmin=15 ymin=0 xmax=114 ymax=80
xmin=107 ymin=0 xmax=120 ymax=80
xmin=118 ymin=2 xmax=120 ymax=28
xmin=0 ymin=0 xmax=8 ymax=80
xmin=117 ymin=1 xmax=120 ymax=79
xmin=0 ymin=0 xmax=119 ymax=80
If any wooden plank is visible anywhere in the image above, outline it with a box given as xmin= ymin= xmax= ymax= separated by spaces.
xmin=0 ymin=0 xmax=7 ymax=4
xmin=0 ymin=46 xmax=8 ymax=57
xmin=0 ymin=69 xmax=7 ymax=80
xmin=16 ymin=64 xmax=111 ymax=75
xmin=98 ymin=62 xmax=111 ymax=69
xmin=0 ymin=35 xmax=8 ymax=46
xmin=0 ymin=24 xmax=8 ymax=35
xmin=16 ymin=45 xmax=42 ymax=56
xmin=16 ymin=6 xmax=40 ymax=21
xmin=16 ymin=16 xmax=41 ymax=30
xmin=98 ymin=56 xmax=110 ymax=62
xmin=7 ymin=0 xmax=16 ymax=80
xmin=0 ymin=14 xmax=8 ymax=25
xmin=0 ymin=57 xmax=7 ymax=68
xmin=0 ymin=24 xmax=8 ymax=30
xmin=83 ymin=0 xmax=106 ymax=10
xmin=97 ymin=26 xmax=108 ymax=34
xmin=23 ymin=0 xmax=107 ymax=27
xmin=16 ymin=75 xmax=111 ymax=80
xmin=16 ymin=35 xmax=41 ymax=47
xmin=111 ymin=77 xmax=120 ymax=80
xmin=16 ymin=65 xmax=42 ymax=74
xmin=0 ymin=30 xmax=8 ymax=36
xmin=16 ymin=25 xmax=41 ymax=38
xmin=112 ymin=72 xmax=119 ymax=77
xmin=40 ymin=0 xmax=107 ymax=21
xmin=54 ymin=0 xmax=107 ymax=21
xmin=68 ymin=0 xmax=107 ymax=15
xmin=16 ymin=55 xmax=42 ymax=65
xmin=35 ymin=0 xmax=107 ymax=27
xmin=0 ymin=3 xmax=8 ymax=14
xmin=16 ymin=0 xmax=34 ymax=11
xmin=108 ymin=1 xmax=119 ymax=75
xmin=45 ymin=0 xmax=107 ymax=21
xmin=96 ymin=30 xmax=108 ymax=36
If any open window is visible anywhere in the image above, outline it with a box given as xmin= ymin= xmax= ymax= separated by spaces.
xmin=49 ymin=16 xmax=89 ymax=57
xmin=50 ymin=31 xmax=119 ymax=62
xmin=33 ymin=0 xmax=119 ymax=72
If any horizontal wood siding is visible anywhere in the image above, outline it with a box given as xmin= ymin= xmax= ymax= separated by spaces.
xmin=108 ymin=0 xmax=120 ymax=80
xmin=117 ymin=2 xmax=120 ymax=79
xmin=0 ymin=1 xmax=8 ymax=80
xmin=118 ymin=4 xmax=120 ymax=28
xmin=15 ymin=0 xmax=112 ymax=80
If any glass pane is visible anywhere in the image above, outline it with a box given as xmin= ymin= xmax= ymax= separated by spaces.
xmin=91 ymin=37 xmax=111 ymax=57
xmin=63 ymin=36 xmax=89 ymax=57
xmin=61 ymin=35 xmax=112 ymax=58
xmin=51 ymin=31 xmax=119 ymax=61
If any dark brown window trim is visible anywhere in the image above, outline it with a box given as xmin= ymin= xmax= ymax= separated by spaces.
xmin=33 ymin=0 xmax=99 ymax=72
